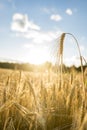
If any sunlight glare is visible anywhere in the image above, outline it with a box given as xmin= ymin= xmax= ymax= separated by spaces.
xmin=27 ymin=47 xmax=50 ymax=64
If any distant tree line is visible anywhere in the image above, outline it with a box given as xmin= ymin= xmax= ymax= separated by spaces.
xmin=0 ymin=61 xmax=86 ymax=72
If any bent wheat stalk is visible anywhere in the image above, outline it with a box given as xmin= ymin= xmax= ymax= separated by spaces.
xmin=58 ymin=33 xmax=85 ymax=99
xmin=66 ymin=33 xmax=85 ymax=101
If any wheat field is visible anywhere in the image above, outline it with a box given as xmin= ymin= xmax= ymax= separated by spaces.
xmin=0 ymin=33 xmax=87 ymax=130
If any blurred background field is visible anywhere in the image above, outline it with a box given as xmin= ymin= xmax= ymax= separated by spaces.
xmin=0 ymin=62 xmax=87 ymax=130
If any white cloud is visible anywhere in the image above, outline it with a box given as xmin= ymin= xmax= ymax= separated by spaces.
xmin=11 ymin=13 xmax=40 ymax=32
xmin=21 ymin=30 xmax=62 ymax=64
xmin=66 ymin=8 xmax=73 ymax=15
xmin=19 ymin=30 xmax=62 ymax=44
xmin=13 ymin=13 xmax=23 ymax=20
xmin=50 ymin=14 xmax=62 ymax=21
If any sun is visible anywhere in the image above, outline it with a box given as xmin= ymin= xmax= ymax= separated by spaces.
xmin=26 ymin=47 xmax=50 ymax=65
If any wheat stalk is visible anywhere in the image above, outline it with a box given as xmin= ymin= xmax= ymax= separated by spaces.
xmin=79 ymin=113 xmax=87 ymax=130
xmin=57 ymin=33 xmax=85 ymax=101
xmin=57 ymin=33 xmax=66 ymax=88
xmin=66 ymin=33 xmax=85 ymax=96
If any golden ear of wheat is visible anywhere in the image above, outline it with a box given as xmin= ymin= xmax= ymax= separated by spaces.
xmin=59 ymin=33 xmax=66 ymax=55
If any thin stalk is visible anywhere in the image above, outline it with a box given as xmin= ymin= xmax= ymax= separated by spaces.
xmin=66 ymin=33 xmax=85 ymax=98
xmin=58 ymin=32 xmax=85 ymax=101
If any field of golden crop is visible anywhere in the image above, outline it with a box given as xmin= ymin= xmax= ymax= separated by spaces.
xmin=0 ymin=33 xmax=87 ymax=130
xmin=0 ymin=67 xmax=87 ymax=130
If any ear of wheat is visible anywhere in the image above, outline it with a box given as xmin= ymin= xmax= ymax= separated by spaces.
xmin=59 ymin=33 xmax=66 ymax=56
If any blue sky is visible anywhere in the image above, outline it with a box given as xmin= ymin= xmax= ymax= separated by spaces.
xmin=0 ymin=0 xmax=87 ymax=66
